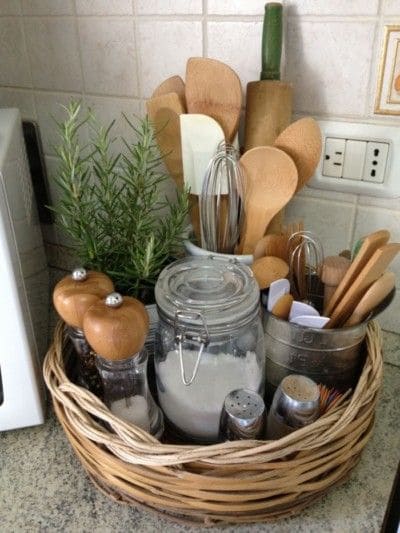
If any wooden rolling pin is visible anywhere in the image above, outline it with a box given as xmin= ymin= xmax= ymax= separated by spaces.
xmin=244 ymin=2 xmax=292 ymax=151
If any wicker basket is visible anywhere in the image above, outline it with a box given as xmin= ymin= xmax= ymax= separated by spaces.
xmin=43 ymin=320 xmax=383 ymax=527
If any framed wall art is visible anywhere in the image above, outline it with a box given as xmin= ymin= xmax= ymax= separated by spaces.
xmin=375 ymin=25 xmax=400 ymax=115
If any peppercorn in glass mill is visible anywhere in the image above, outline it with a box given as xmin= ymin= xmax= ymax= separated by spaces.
xmin=83 ymin=292 xmax=164 ymax=438
xmin=52 ymin=268 xmax=114 ymax=395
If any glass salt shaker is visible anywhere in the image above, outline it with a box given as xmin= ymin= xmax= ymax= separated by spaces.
xmin=83 ymin=292 xmax=164 ymax=438
xmin=154 ymin=256 xmax=265 ymax=443
xmin=52 ymin=267 xmax=114 ymax=395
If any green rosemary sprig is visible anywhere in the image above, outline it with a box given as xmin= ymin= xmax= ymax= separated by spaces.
xmin=50 ymin=101 xmax=189 ymax=301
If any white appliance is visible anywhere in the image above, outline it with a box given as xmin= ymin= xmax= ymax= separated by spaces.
xmin=0 ymin=108 xmax=48 ymax=431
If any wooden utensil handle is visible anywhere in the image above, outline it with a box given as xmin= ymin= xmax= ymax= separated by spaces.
xmin=244 ymin=81 xmax=292 ymax=151
xmin=261 ymin=2 xmax=282 ymax=80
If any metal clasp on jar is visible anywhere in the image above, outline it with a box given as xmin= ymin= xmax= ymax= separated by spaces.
xmin=174 ymin=310 xmax=210 ymax=386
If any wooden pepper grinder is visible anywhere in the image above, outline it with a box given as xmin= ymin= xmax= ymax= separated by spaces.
xmin=53 ymin=268 xmax=114 ymax=394
xmin=83 ymin=293 xmax=164 ymax=437
xmin=321 ymin=256 xmax=351 ymax=314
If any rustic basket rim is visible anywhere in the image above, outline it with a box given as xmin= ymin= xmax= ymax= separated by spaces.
xmin=43 ymin=320 xmax=383 ymax=526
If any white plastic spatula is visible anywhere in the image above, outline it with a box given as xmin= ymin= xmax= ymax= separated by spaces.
xmin=289 ymin=301 xmax=319 ymax=322
xmin=267 ymin=278 xmax=290 ymax=312
xmin=180 ymin=114 xmax=225 ymax=195
xmin=290 ymin=315 xmax=329 ymax=328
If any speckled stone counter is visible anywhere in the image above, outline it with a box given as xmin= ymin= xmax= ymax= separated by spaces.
xmin=1 ymin=331 xmax=400 ymax=533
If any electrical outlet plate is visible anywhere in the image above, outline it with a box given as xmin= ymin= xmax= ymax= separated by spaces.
xmin=309 ymin=120 xmax=400 ymax=198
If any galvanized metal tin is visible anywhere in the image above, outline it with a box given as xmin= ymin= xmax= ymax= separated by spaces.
xmin=263 ymin=310 xmax=368 ymax=403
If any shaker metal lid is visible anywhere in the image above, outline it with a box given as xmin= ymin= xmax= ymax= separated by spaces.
xmin=155 ymin=256 xmax=260 ymax=328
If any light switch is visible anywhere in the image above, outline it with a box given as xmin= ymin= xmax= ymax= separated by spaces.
xmin=342 ymin=140 xmax=366 ymax=180
xmin=322 ymin=138 xmax=345 ymax=178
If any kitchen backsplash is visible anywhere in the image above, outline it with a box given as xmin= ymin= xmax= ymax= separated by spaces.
xmin=0 ymin=0 xmax=399 ymax=332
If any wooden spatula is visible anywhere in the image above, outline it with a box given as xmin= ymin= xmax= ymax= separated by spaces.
xmin=152 ymin=75 xmax=186 ymax=110
xmin=185 ymin=57 xmax=242 ymax=142
xmin=146 ymin=92 xmax=184 ymax=122
xmin=153 ymin=107 xmax=184 ymax=190
xmin=325 ymin=229 xmax=390 ymax=316
xmin=344 ymin=271 xmax=396 ymax=327
xmin=238 ymin=146 xmax=298 ymax=254
xmin=326 ymin=243 xmax=400 ymax=328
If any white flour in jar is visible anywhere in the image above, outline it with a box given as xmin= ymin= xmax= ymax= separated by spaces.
xmin=157 ymin=349 xmax=262 ymax=441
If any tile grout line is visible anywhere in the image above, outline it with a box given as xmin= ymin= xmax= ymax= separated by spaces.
xmin=131 ymin=0 xmax=143 ymax=101
xmin=71 ymin=0 xmax=86 ymax=100
xmin=202 ymin=0 xmax=208 ymax=57
xmin=18 ymin=10 xmax=37 ymax=120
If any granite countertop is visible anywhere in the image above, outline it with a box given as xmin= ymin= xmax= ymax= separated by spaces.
xmin=1 ymin=330 xmax=400 ymax=533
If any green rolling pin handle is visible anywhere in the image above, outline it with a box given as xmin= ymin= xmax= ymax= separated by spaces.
xmin=260 ymin=2 xmax=283 ymax=81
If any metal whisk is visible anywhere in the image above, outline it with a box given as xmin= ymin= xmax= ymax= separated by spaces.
xmin=288 ymin=230 xmax=324 ymax=309
xmin=199 ymin=141 xmax=245 ymax=254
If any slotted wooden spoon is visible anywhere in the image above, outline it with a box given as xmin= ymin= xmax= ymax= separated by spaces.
xmin=326 ymin=243 xmax=400 ymax=328
xmin=185 ymin=57 xmax=242 ymax=141
xmin=344 ymin=271 xmax=395 ymax=327
xmin=325 ymin=229 xmax=390 ymax=316
xmin=238 ymin=146 xmax=298 ymax=255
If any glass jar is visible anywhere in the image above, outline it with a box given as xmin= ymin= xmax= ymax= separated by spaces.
xmin=96 ymin=347 xmax=164 ymax=438
xmin=154 ymin=256 xmax=265 ymax=443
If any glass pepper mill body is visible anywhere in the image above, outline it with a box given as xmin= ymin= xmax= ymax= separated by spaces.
xmin=83 ymin=292 xmax=164 ymax=438
xmin=52 ymin=267 xmax=114 ymax=395
xmin=96 ymin=349 xmax=163 ymax=437
xmin=67 ymin=326 xmax=102 ymax=397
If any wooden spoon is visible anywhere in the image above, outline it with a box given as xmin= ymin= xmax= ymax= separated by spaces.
xmin=325 ymin=229 xmax=390 ymax=316
xmin=344 ymin=271 xmax=396 ymax=327
xmin=326 ymin=243 xmax=400 ymax=328
xmin=271 ymin=293 xmax=293 ymax=320
xmin=274 ymin=117 xmax=322 ymax=193
xmin=239 ymin=146 xmax=298 ymax=255
xmin=251 ymin=256 xmax=289 ymax=290
xmin=185 ymin=57 xmax=242 ymax=141
xmin=152 ymin=75 xmax=186 ymax=110
xmin=254 ymin=233 xmax=289 ymax=261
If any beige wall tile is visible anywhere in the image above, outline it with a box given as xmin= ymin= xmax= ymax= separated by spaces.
xmin=353 ymin=207 xmax=400 ymax=278
xmin=207 ymin=21 xmax=262 ymax=92
xmin=78 ymin=17 xmax=138 ymax=96
xmin=21 ymin=0 xmax=74 ymax=15
xmin=285 ymin=20 xmax=376 ymax=116
xmin=138 ymin=20 xmax=202 ymax=98
xmin=208 ymin=0 xmax=265 ymax=15
xmin=285 ymin=196 xmax=356 ymax=255
xmin=0 ymin=18 xmax=31 ymax=88
xmin=75 ymin=0 xmax=133 ymax=15
xmin=0 ymin=88 xmax=36 ymax=119
xmin=285 ymin=0 xmax=379 ymax=16
xmin=84 ymin=95 xmax=142 ymax=155
xmin=381 ymin=0 xmax=400 ymax=15
xmin=0 ymin=1 xmax=21 ymax=15
xmin=137 ymin=0 xmax=202 ymax=15
xmin=24 ymin=18 xmax=82 ymax=92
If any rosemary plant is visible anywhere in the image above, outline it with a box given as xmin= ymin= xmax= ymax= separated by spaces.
xmin=51 ymin=101 xmax=189 ymax=302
